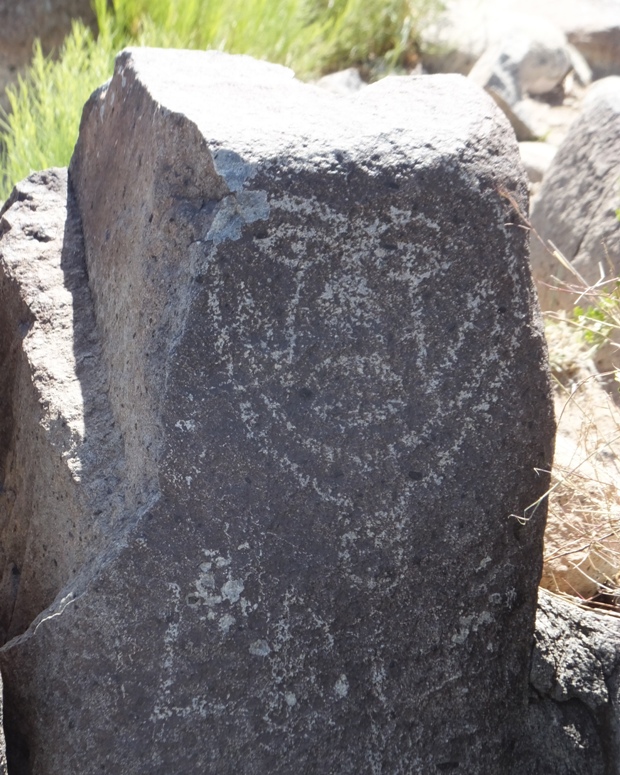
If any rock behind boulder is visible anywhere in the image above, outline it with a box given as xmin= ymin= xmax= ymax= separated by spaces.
xmin=422 ymin=0 xmax=620 ymax=80
xmin=530 ymin=76 xmax=620 ymax=313
xmin=0 ymin=49 xmax=554 ymax=773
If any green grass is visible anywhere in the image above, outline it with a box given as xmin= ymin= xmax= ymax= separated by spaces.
xmin=0 ymin=14 xmax=115 ymax=200
xmin=0 ymin=0 xmax=442 ymax=199
xmin=546 ymin=238 xmax=620 ymax=366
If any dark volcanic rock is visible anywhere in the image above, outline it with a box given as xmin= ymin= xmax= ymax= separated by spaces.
xmin=513 ymin=589 xmax=620 ymax=775
xmin=0 ymin=50 xmax=554 ymax=773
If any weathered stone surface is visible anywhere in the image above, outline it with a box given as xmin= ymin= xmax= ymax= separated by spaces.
xmin=0 ymin=0 xmax=95 ymax=110
xmin=512 ymin=589 xmax=620 ymax=775
xmin=529 ymin=76 xmax=620 ymax=311
xmin=0 ymin=167 xmax=124 ymax=772
xmin=0 ymin=49 xmax=554 ymax=773
xmin=0 ymin=168 xmax=123 ymax=643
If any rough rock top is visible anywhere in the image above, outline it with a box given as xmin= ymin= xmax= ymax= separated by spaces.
xmin=113 ymin=47 xmax=514 ymax=165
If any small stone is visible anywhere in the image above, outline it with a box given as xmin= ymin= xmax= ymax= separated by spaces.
xmin=316 ymin=67 xmax=365 ymax=94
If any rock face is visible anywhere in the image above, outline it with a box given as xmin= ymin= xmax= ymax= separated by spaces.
xmin=0 ymin=49 xmax=554 ymax=773
xmin=529 ymin=76 xmax=620 ymax=312
xmin=515 ymin=590 xmax=620 ymax=775
xmin=0 ymin=0 xmax=95 ymax=110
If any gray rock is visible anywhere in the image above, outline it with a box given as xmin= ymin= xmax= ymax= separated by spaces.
xmin=519 ymin=697 xmax=606 ymax=775
xmin=420 ymin=0 xmax=505 ymax=75
xmin=0 ymin=0 xmax=94 ymax=49
xmin=316 ymin=67 xmax=365 ymax=94
xmin=585 ymin=72 xmax=620 ymax=106
xmin=529 ymin=76 xmax=620 ymax=312
xmin=468 ymin=20 xmax=572 ymax=140
xmin=0 ymin=166 xmax=108 ymax=772
xmin=513 ymin=589 xmax=620 ymax=774
xmin=0 ymin=167 xmax=121 ymax=644
xmin=422 ymin=0 xmax=620 ymax=80
xmin=0 ymin=49 xmax=554 ymax=773
xmin=560 ymin=0 xmax=620 ymax=79
xmin=567 ymin=43 xmax=593 ymax=86
xmin=519 ymin=141 xmax=557 ymax=183
xmin=476 ymin=21 xmax=571 ymax=97
xmin=511 ymin=99 xmax=557 ymax=143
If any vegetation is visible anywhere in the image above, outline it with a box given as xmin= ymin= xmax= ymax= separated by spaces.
xmin=540 ymin=242 xmax=620 ymax=614
xmin=573 ymin=287 xmax=620 ymax=351
xmin=0 ymin=18 xmax=114 ymax=201
xmin=0 ymin=0 xmax=442 ymax=199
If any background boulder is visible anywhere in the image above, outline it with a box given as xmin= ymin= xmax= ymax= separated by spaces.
xmin=529 ymin=76 xmax=620 ymax=315
xmin=0 ymin=49 xmax=554 ymax=773
xmin=422 ymin=0 xmax=620 ymax=80
xmin=468 ymin=20 xmax=572 ymax=140
xmin=519 ymin=141 xmax=557 ymax=183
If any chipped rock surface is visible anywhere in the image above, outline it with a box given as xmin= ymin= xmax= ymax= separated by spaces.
xmin=0 ymin=49 xmax=554 ymax=773
xmin=0 ymin=169 xmax=125 ymax=641
xmin=530 ymin=76 xmax=620 ymax=311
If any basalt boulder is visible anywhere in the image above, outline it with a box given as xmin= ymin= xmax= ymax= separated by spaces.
xmin=0 ymin=49 xmax=554 ymax=773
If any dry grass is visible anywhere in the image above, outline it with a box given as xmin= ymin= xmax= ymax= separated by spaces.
xmin=541 ymin=409 xmax=620 ymax=605
xmin=539 ymin=251 xmax=620 ymax=615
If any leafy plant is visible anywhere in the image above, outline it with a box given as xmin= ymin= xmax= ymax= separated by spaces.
xmin=573 ymin=301 xmax=617 ymax=348
xmin=542 ymin=239 xmax=620 ymax=368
